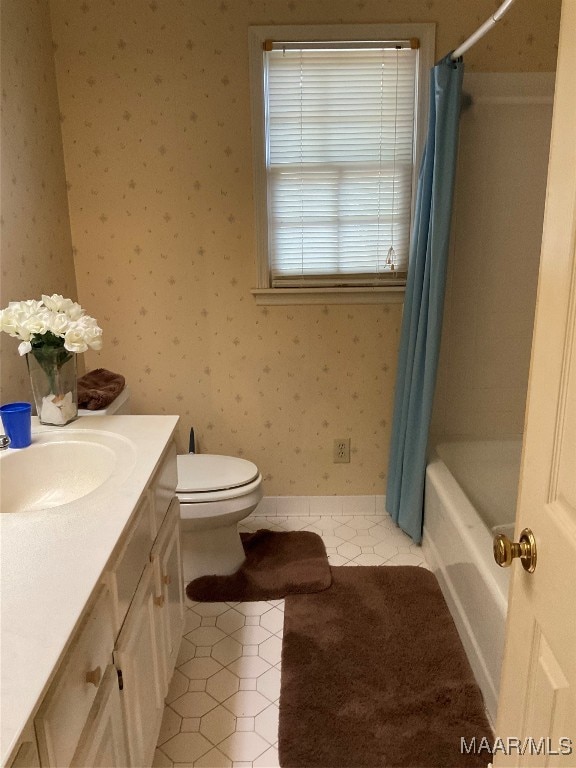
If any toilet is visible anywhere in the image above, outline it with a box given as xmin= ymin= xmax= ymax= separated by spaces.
xmin=176 ymin=453 xmax=262 ymax=582
xmin=80 ymin=388 xmax=262 ymax=582
xmin=77 ymin=386 xmax=131 ymax=416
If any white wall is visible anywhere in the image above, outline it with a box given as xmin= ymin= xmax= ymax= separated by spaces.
xmin=432 ymin=73 xmax=554 ymax=441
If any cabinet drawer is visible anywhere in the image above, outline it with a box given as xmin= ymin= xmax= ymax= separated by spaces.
xmin=150 ymin=440 xmax=177 ymax=536
xmin=106 ymin=495 xmax=153 ymax=632
xmin=35 ymin=586 xmax=115 ymax=768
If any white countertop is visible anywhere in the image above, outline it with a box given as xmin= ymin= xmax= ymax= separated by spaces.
xmin=0 ymin=415 xmax=179 ymax=766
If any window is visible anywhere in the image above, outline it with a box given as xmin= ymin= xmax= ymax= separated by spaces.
xmin=249 ymin=24 xmax=434 ymax=304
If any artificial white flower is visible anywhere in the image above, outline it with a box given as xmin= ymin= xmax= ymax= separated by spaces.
xmin=16 ymin=299 xmax=44 ymax=316
xmin=66 ymin=302 xmax=84 ymax=321
xmin=63 ymin=326 xmax=89 ymax=353
xmin=83 ymin=325 xmax=103 ymax=351
xmin=41 ymin=294 xmax=75 ymax=314
xmin=47 ymin=311 xmax=70 ymax=336
xmin=18 ymin=341 xmax=32 ymax=356
xmin=22 ymin=309 xmax=50 ymax=336
xmin=0 ymin=306 xmax=25 ymax=337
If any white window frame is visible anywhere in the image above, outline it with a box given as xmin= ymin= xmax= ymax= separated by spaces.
xmin=249 ymin=23 xmax=435 ymax=305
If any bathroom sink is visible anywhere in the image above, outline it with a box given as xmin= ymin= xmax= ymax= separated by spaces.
xmin=0 ymin=429 xmax=137 ymax=513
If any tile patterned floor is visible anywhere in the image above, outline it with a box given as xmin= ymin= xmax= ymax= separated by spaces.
xmin=153 ymin=514 xmax=427 ymax=768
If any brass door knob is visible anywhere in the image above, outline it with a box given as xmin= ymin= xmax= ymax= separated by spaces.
xmin=493 ymin=527 xmax=537 ymax=573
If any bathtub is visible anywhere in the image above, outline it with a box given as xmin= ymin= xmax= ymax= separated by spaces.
xmin=422 ymin=438 xmax=522 ymax=726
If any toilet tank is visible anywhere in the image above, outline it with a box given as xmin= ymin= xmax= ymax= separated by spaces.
xmin=78 ymin=387 xmax=131 ymax=416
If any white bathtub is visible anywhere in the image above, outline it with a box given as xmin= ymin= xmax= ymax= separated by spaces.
xmin=422 ymin=438 xmax=521 ymax=726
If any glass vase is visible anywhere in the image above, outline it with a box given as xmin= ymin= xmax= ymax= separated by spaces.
xmin=27 ymin=348 xmax=78 ymax=426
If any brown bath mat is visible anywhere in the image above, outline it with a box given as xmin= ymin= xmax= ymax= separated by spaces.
xmin=279 ymin=566 xmax=492 ymax=768
xmin=186 ymin=529 xmax=332 ymax=602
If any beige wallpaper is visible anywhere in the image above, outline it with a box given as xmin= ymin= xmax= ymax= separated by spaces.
xmin=48 ymin=0 xmax=560 ymax=495
xmin=0 ymin=0 xmax=78 ymax=404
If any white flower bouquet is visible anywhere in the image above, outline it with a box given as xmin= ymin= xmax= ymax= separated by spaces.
xmin=0 ymin=295 xmax=103 ymax=425
xmin=0 ymin=295 xmax=103 ymax=356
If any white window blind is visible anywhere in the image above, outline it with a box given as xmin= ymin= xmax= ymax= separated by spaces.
xmin=265 ymin=41 xmax=417 ymax=288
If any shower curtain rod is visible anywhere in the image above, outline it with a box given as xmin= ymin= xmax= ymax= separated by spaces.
xmin=450 ymin=0 xmax=518 ymax=60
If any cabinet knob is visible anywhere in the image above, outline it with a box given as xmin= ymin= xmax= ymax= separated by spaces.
xmin=163 ymin=573 xmax=172 ymax=585
xmin=85 ymin=666 xmax=102 ymax=687
xmin=154 ymin=595 xmax=165 ymax=608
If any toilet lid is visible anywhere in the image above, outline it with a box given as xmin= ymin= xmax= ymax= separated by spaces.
xmin=176 ymin=454 xmax=260 ymax=493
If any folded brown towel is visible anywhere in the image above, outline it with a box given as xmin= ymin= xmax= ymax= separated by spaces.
xmin=77 ymin=368 xmax=126 ymax=411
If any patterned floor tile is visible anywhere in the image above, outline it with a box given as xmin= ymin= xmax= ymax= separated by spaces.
xmin=216 ymin=609 xmax=246 ymax=636
xmin=230 ymin=625 xmax=272 ymax=646
xmin=179 ymin=657 xmax=223 ymax=680
xmin=218 ymin=732 xmax=271 ymax=762
xmin=171 ymin=692 xmax=220 ymax=718
xmin=200 ymin=706 xmax=237 ymax=744
xmin=255 ymin=666 xmax=281 ymax=703
xmin=257 ymin=636 xmax=282 ymax=666
xmin=161 ymin=732 xmax=213 ymax=763
xmin=153 ymin=748 xmax=173 ymax=767
xmin=211 ymin=637 xmax=244 ymax=666
xmin=158 ymin=706 xmax=182 ymax=746
xmin=223 ymin=691 xmax=270 ymax=717
xmin=205 ymin=668 xmax=240 ymax=702
xmin=194 ymin=747 xmax=232 ymax=767
xmin=254 ymin=704 xmax=279 ymax=744
xmin=167 ymin=669 xmax=191 ymax=704
xmin=156 ymin=513 xmax=427 ymax=766
xmin=258 ymin=608 xmax=283 ymax=635
xmin=252 ymin=746 xmax=279 ymax=768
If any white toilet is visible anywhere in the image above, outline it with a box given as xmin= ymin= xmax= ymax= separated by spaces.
xmin=77 ymin=386 xmax=132 ymax=416
xmin=176 ymin=454 xmax=262 ymax=582
xmin=80 ymin=388 xmax=262 ymax=582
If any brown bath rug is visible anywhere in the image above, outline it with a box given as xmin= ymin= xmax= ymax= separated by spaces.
xmin=279 ymin=566 xmax=492 ymax=768
xmin=185 ymin=529 xmax=332 ymax=602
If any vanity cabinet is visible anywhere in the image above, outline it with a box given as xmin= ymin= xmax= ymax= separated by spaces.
xmin=8 ymin=439 xmax=184 ymax=768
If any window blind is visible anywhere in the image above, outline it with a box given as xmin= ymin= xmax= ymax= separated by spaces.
xmin=265 ymin=42 xmax=417 ymax=287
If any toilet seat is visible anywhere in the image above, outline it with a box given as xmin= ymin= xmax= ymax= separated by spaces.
xmin=176 ymin=454 xmax=261 ymax=504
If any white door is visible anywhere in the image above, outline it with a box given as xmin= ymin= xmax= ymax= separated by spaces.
xmin=494 ymin=1 xmax=576 ymax=765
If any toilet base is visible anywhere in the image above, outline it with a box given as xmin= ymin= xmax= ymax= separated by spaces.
xmin=182 ymin=524 xmax=246 ymax=583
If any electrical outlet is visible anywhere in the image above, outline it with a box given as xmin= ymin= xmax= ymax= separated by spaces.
xmin=333 ymin=438 xmax=350 ymax=463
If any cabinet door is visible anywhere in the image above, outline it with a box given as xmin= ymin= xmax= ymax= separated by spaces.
xmin=151 ymin=497 xmax=184 ymax=688
xmin=7 ymin=724 xmax=40 ymax=768
xmin=34 ymin=586 xmax=115 ymax=768
xmin=113 ymin=561 xmax=165 ymax=768
xmin=70 ymin=665 xmax=129 ymax=768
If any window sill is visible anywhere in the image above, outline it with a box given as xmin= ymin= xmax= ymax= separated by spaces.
xmin=251 ymin=287 xmax=405 ymax=306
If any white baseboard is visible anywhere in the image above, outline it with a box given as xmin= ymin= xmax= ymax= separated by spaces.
xmin=253 ymin=495 xmax=387 ymax=517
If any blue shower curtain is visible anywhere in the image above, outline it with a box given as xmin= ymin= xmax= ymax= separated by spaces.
xmin=386 ymin=54 xmax=464 ymax=543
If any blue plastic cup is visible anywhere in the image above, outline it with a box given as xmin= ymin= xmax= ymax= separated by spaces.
xmin=0 ymin=402 xmax=32 ymax=448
